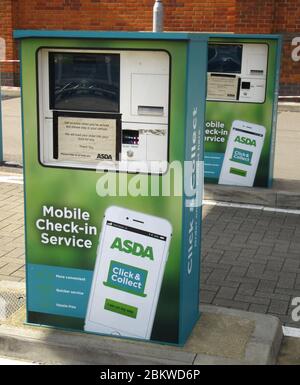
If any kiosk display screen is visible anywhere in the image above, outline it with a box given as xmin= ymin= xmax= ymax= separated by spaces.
xmin=208 ymin=44 xmax=243 ymax=74
xmin=49 ymin=52 xmax=120 ymax=112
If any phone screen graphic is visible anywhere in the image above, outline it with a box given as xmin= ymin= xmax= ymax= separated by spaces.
xmin=85 ymin=213 xmax=170 ymax=340
xmin=219 ymin=120 xmax=266 ymax=187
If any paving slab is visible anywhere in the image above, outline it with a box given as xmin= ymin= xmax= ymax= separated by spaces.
xmin=0 ymin=281 xmax=283 ymax=365
xmin=204 ymin=179 xmax=300 ymax=209
xmin=204 ymin=183 xmax=277 ymax=207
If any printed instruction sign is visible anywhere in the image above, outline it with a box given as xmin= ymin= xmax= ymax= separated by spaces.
xmin=207 ymin=74 xmax=239 ymax=101
xmin=54 ymin=112 xmax=121 ymax=162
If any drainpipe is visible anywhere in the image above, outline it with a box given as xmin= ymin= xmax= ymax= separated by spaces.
xmin=153 ymin=0 xmax=164 ymax=32
xmin=0 ymin=39 xmax=4 ymax=164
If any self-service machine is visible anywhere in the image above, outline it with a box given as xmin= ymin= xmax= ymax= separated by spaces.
xmin=38 ymin=48 xmax=170 ymax=173
xmin=14 ymin=30 xmax=207 ymax=345
xmin=205 ymin=35 xmax=281 ymax=187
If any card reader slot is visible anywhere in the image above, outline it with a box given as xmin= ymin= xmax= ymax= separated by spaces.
xmin=236 ymin=77 xmax=241 ymax=100
xmin=53 ymin=117 xmax=58 ymax=159
xmin=137 ymin=106 xmax=164 ymax=116
xmin=122 ymin=129 xmax=139 ymax=145
xmin=250 ymin=69 xmax=264 ymax=75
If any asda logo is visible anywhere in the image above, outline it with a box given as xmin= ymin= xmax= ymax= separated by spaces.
xmin=111 ymin=237 xmax=154 ymax=260
xmin=97 ymin=153 xmax=112 ymax=160
xmin=234 ymin=136 xmax=256 ymax=147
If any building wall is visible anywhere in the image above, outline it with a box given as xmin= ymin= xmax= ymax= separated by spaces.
xmin=0 ymin=0 xmax=299 ymax=95
xmin=0 ymin=0 xmax=19 ymax=85
xmin=273 ymin=0 xmax=300 ymax=95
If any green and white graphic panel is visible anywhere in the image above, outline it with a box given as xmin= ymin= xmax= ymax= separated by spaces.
xmin=204 ymin=35 xmax=281 ymax=187
xmin=14 ymin=30 xmax=208 ymax=345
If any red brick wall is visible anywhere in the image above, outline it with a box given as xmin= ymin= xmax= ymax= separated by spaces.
xmin=14 ymin=0 xmax=154 ymax=31
xmin=164 ymin=1 xmax=237 ymax=32
xmin=0 ymin=0 xmax=300 ymax=94
xmin=273 ymin=0 xmax=300 ymax=95
xmin=0 ymin=0 xmax=19 ymax=85
xmin=234 ymin=1 xmax=275 ymax=34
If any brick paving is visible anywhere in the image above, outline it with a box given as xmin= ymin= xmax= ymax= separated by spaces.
xmin=0 ymin=181 xmax=25 ymax=282
xmin=201 ymin=204 xmax=300 ymax=327
xmin=0 ymin=178 xmax=300 ymax=327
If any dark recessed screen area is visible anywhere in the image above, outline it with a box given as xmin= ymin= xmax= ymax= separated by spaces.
xmin=208 ymin=44 xmax=243 ymax=74
xmin=49 ymin=52 xmax=120 ymax=112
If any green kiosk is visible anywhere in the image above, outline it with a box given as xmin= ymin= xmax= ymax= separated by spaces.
xmin=205 ymin=34 xmax=281 ymax=188
xmin=14 ymin=30 xmax=208 ymax=345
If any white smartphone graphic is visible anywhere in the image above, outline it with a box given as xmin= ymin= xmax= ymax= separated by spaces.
xmin=84 ymin=206 xmax=172 ymax=340
xmin=219 ymin=120 xmax=266 ymax=187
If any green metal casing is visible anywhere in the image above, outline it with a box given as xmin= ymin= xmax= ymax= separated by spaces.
xmin=14 ymin=30 xmax=208 ymax=345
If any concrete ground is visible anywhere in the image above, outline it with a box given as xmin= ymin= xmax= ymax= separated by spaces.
xmin=278 ymin=336 xmax=300 ymax=364
xmin=0 ymin=247 xmax=296 ymax=365
xmin=0 ymin=356 xmax=39 ymax=365
xmin=0 ymin=282 xmax=283 ymax=365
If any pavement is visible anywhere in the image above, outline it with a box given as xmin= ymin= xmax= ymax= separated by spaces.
xmin=277 ymin=336 xmax=300 ymax=365
xmin=201 ymin=203 xmax=300 ymax=328
xmin=0 ymin=357 xmax=39 ymax=365
xmin=0 ymin=175 xmax=24 ymax=283
xmin=205 ymin=179 xmax=300 ymax=209
xmin=0 ymin=282 xmax=283 ymax=365
xmin=0 ymin=276 xmax=297 ymax=364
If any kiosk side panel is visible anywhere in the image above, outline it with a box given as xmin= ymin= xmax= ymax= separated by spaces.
xmin=179 ymin=38 xmax=207 ymax=344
